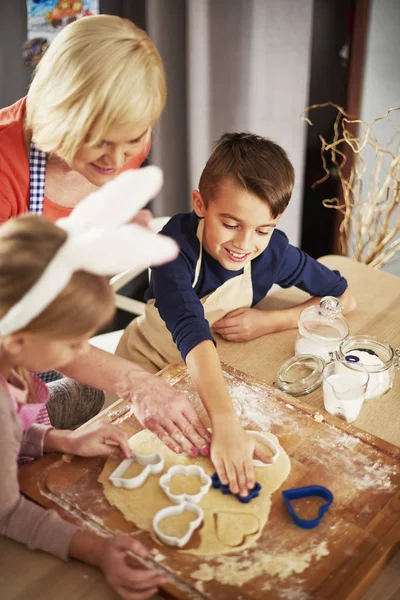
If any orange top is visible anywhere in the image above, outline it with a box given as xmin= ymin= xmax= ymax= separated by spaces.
xmin=0 ymin=97 xmax=151 ymax=223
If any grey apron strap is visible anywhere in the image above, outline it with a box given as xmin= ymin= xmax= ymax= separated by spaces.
xmin=29 ymin=142 xmax=47 ymax=214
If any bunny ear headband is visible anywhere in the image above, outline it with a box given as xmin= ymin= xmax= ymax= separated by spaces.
xmin=0 ymin=166 xmax=178 ymax=336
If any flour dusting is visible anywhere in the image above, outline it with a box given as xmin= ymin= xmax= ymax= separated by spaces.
xmin=181 ymin=372 xmax=399 ymax=497
xmin=191 ymin=542 xmax=330 ymax=586
xmin=280 ymin=589 xmax=311 ymax=600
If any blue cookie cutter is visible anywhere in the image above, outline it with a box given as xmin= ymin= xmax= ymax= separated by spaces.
xmin=211 ymin=472 xmax=262 ymax=504
xmin=282 ymin=485 xmax=334 ymax=529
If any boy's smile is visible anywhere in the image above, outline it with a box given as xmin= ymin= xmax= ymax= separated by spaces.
xmin=192 ymin=178 xmax=280 ymax=271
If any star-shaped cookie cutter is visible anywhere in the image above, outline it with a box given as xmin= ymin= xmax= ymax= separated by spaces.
xmin=109 ymin=452 xmax=164 ymax=489
xmin=159 ymin=464 xmax=212 ymax=504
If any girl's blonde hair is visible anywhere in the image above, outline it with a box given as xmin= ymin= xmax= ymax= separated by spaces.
xmin=0 ymin=215 xmax=115 ymax=338
xmin=26 ymin=15 xmax=166 ymax=163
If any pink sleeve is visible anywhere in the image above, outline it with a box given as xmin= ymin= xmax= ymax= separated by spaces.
xmin=0 ymin=388 xmax=79 ymax=560
xmin=20 ymin=423 xmax=52 ymax=458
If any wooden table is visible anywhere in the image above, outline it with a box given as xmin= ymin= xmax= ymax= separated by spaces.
xmin=1 ymin=256 xmax=399 ymax=600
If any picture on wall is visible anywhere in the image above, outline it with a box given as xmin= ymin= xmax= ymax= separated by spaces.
xmin=26 ymin=0 xmax=100 ymax=39
xmin=24 ymin=1 xmax=99 ymax=66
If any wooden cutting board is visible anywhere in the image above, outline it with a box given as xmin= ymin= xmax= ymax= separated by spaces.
xmin=19 ymin=363 xmax=400 ymax=600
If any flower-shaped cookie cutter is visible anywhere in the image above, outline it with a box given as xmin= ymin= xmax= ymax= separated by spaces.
xmin=153 ymin=501 xmax=204 ymax=548
xmin=159 ymin=465 xmax=212 ymax=504
xmin=211 ymin=471 xmax=262 ymax=503
xmin=109 ymin=452 xmax=164 ymax=489
xmin=248 ymin=430 xmax=281 ymax=466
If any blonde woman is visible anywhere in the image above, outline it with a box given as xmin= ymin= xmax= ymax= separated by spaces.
xmin=0 ymin=15 xmax=210 ymax=455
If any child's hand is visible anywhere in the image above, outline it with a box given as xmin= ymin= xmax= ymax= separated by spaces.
xmin=99 ymin=535 xmax=169 ymax=600
xmin=210 ymin=418 xmax=273 ymax=496
xmin=66 ymin=421 xmax=133 ymax=458
xmin=212 ymin=308 xmax=267 ymax=342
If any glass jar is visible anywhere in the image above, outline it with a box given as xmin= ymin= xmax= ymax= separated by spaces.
xmin=295 ymin=296 xmax=349 ymax=363
xmin=336 ymin=335 xmax=400 ymax=400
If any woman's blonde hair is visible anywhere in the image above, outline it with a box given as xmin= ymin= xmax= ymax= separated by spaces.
xmin=26 ymin=15 xmax=166 ymax=163
xmin=0 ymin=215 xmax=115 ymax=338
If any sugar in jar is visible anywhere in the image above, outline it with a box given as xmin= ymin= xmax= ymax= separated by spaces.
xmin=336 ymin=335 xmax=400 ymax=400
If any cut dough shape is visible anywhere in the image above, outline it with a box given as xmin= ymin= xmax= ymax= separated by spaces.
xmin=99 ymin=430 xmax=291 ymax=556
xmin=158 ymin=510 xmax=198 ymax=538
xmin=215 ymin=512 xmax=259 ymax=547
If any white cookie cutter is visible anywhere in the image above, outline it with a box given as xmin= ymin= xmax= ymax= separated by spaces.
xmin=153 ymin=501 xmax=204 ymax=548
xmin=248 ymin=430 xmax=281 ymax=467
xmin=109 ymin=452 xmax=164 ymax=489
xmin=159 ymin=465 xmax=212 ymax=504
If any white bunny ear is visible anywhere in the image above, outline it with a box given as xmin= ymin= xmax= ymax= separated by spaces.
xmin=57 ymin=166 xmax=163 ymax=233
xmin=0 ymin=226 xmax=179 ymax=336
xmin=70 ymin=224 xmax=179 ymax=275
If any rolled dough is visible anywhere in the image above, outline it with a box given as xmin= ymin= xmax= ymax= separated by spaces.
xmin=99 ymin=430 xmax=291 ymax=555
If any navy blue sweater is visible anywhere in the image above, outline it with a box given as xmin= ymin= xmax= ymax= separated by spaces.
xmin=146 ymin=212 xmax=348 ymax=361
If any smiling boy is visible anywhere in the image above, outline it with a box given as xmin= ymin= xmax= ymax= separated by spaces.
xmin=116 ymin=132 xmax=356 ymax=496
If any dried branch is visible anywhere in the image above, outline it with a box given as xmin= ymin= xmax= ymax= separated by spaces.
xmin=303 ymin=103 xmax=400 ymax=269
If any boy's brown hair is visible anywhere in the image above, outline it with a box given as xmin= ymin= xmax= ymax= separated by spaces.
xmin=198 ymin=132 xmax=295 ymax=218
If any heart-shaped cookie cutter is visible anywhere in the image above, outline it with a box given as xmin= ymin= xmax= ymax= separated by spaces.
xmin=248 ymin=430 xmax=281 ymax=466
xmin=153 ymin=501 xmax=204 ymax=548
xmin=282 ymin=485 xmax=334 ymax=529
xmin=109 ymin=452 xmax=164 ymax=489
xmin=159 ymin=464 xmax=212 ymax=504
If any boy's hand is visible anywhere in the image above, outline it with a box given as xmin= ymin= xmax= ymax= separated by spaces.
xmin=213 ymin=308 xmax=267 ymax=342
xmin=210 ymin=418 xmax=273 ymax=496
xmin=65 ymin=421 xmax=133 ymax=458
xmin=99 ymin=536 xmax=169 ymax=600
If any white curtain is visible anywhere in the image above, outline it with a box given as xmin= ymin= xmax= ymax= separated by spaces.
xmin=147 ymin=0 xmax=314 ymax=246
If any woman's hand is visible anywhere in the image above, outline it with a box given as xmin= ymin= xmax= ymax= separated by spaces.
xmin=124 ymin=375 xmax=211 ymax=457
xmin=210 ymin=417 xmax=273 ymax=496
xmin=99 ymin=536 xmax=169 ymax=600
xmin=212 ymin=308 xmax=268 ymax=342
xmin=59 ymin=347 xmax=211 ymax=458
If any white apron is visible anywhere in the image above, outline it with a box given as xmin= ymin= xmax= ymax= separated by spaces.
xmin=116 ymin=219 xmax=253 ymax=373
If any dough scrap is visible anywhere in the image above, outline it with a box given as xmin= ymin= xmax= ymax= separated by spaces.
xmin=99 ymin=430 xmax=291 ymax=555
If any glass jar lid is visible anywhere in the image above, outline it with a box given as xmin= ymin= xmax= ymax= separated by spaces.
xmin=298 ymin=296 xmax=349 ymax=344
xmin=276 ymin=354 xmax=325 ymax=396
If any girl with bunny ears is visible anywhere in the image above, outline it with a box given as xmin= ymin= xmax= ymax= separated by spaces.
xmin=0 ymin=168 xmax=182 ymax=599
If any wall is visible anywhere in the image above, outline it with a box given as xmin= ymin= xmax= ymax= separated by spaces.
xmin=0 ymin=1 xmax=31 ymax=108
xmin=148 ymin=0 xmax=314 ymax=245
